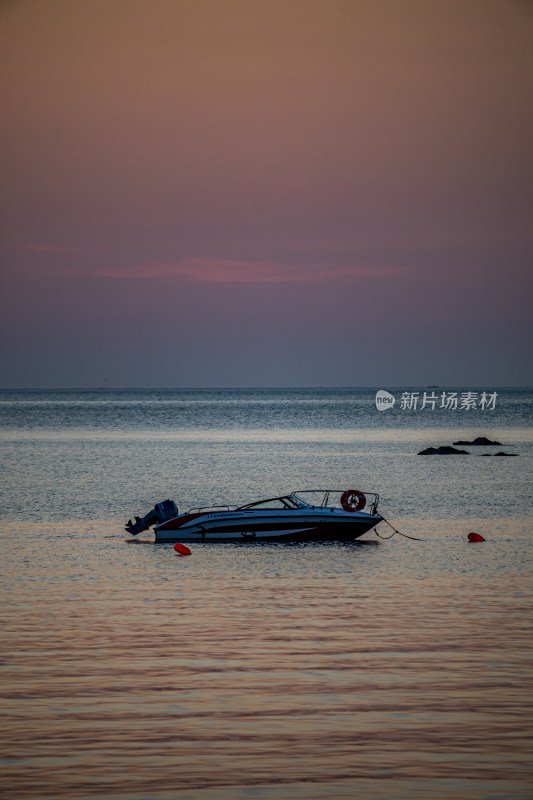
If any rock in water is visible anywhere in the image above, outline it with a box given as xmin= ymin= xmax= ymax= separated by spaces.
xmin=453 ymin=436 xmax=502 ymax=446
xmin=418 ymin=446 xmax=470 ymax=455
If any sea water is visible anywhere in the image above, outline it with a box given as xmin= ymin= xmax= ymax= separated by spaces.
xmin=1 ymin=388 xmax=532 ymax=799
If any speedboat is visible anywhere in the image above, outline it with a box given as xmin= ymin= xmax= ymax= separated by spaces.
xmin=125 ymin=488 xmax=382 ymax=543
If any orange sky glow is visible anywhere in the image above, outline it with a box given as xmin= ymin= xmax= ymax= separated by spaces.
xmin=1 ymin=0 xmax=532 ymax=386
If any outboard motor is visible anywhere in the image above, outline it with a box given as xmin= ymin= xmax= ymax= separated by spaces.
xmin=126 ymin=499 xmax=178 ymax=535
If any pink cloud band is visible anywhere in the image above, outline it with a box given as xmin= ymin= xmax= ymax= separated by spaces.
xmin=97 ymin=258 xmax=404 ymax=283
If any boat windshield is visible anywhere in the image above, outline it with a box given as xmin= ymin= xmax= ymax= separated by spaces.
xmin=238 ymin=494 xmax=311 ymax=511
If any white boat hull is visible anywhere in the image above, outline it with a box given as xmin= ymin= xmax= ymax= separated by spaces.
xmin=154 ymin=507 xmax=382 ymax=543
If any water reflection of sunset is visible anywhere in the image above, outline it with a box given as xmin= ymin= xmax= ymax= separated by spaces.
xmin=2 ymin=522 xmax=532 ymax=798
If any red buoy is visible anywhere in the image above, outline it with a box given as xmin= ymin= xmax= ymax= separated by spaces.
xmin=174 ymin=542 xmax=191 ymax=556
xmin=468 ymin=532 xmax=485 ymax=542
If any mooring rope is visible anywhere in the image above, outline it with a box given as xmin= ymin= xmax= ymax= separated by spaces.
xmin=376 ymin=516 xmax=423 ymax=541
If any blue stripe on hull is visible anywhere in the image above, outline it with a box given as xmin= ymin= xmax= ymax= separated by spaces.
xmin=154 ymin=518 xmax=381 ymax=543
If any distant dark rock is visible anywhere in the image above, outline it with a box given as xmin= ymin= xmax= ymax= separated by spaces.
xmin=452 ymin=436 xmax=502 ymax=446
xmin=480 ymin=451 xmax=517 ymax=457
xmin=418 ymin=446 xmax=470 ymax=455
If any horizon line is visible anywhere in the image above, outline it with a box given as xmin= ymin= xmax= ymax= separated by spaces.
xmin=0 ymin=385 xmax=531 ymax=391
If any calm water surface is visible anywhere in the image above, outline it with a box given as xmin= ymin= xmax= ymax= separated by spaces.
xmin=1 ymin=389 xmax=532 ymax=799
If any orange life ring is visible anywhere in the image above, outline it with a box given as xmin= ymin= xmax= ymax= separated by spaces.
xmin=340 ymin=489 xmax=366 ymax=512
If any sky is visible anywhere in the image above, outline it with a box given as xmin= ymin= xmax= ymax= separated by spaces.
xmin=1 ymin=0 xmax=532 ymax=388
